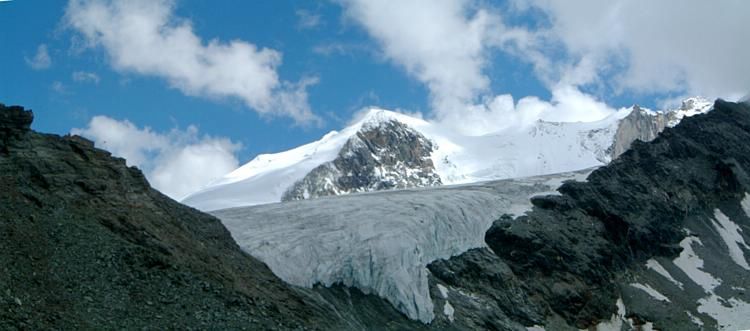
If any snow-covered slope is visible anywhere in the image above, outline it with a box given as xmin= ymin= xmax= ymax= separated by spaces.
xmin=182 ymin=110 xmax=436 ymax=210
xmin=182 ymin=97 xmax=712 ymax=211
xmin=211 ymin=169 xmax=593 ymax=323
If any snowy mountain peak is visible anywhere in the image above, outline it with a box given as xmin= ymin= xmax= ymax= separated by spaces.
xmin=281 ymin=116 xmax=440 ymax=202
xmin=680 ymin=96 xmax=712 ymax=111
xmin=182 ymin=109 xmax=433 ymax=210
xmin=182 ymin=98 xmax=715 ymax=211
xmin=631 ymin=104 xmax=657 ymax=116
xmin=354 ymin=107 xmax=428 ymax=131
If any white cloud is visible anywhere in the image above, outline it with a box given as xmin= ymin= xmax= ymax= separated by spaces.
xmin=25 ymin=44 xmax=51 ymax=70
xmin=51 ymin=81 xmax=68 ymax=94
xmin=340 ymin=0 xmax=497 ymax=113
xmin=339 ymin=0 xmax=748 ymax=135
xmin=71 ymin=116 xmax=241 ymax=200
xmin=338 ymin=0 xmax=614 ymax=135
xmin=72 ymin=71 xmax=101 ymax=84
xmin=296 ymin=9 xmax=322 ymax=29
xmin=65 ymin=0 xmax=319 ymax=124
xmin=442 ymin=84 xmax=616 ymax=134
xmin=519 ymin=0 xmax=750 ymax=100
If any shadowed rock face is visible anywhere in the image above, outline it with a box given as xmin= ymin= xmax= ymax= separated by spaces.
xmin=282 ymin=119 xmax=440 ymax=201
xmin=427 ymin=100 xmax=750 ymax=330
xmin=0 ymin=103 xmax=317 ymax=329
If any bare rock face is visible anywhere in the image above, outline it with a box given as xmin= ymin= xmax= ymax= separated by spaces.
xmin=282 ymin=119 xmax=440 ymax=201
xmin=610 ymin=105 xmax=670 ymax=158
xmin=610 ymin=98 xmax=712 ymax=159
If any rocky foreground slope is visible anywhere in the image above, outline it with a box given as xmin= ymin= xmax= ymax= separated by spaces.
xmin=0 ymin=103 xmax=428 ymax=330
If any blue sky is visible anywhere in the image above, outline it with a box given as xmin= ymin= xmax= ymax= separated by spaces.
xmin=2 ymin=0 xmax=748 ymax=198
xmin=0 ymin=1 xmax=558 ymax=157
xmin=1 ymin=1 xmax=428 ymax=155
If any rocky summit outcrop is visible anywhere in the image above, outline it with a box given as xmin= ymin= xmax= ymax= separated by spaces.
xmin=609 ymin=97 xmax=711 ymax=159
xmin=427 ymin=99 xmax=750 ymax=330
xmin=282 ymin=119 xmax=440 ymax=201
xmin=0 ymin=103 xmax=429 ymax=330
xmin=609 ymin=105 xmax=670 ymax=158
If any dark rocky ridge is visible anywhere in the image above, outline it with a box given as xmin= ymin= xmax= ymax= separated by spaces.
xmin=0 ymin=103 xmax=316 ymax=329
xmin=0 ymin=103 xmax=428 ymax=330
xmin=426 ymin=100 xmax=750 ymax=330
xmin=282 ymin=119 xmax=440 ymax=201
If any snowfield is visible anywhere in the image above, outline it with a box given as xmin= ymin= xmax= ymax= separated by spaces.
xmin=211 ymin=169 xmax=593 ymax=323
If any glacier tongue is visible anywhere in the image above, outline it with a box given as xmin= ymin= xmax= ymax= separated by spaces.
xmin=211 ymin=169 xmax=593 ymax=323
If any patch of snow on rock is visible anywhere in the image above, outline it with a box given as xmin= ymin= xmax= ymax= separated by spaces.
xmin=711 ymin=209 xmax=750 ymax=270
xmin=630 ymin=283 xmax=671 ymax=302
xmin=437 ymin=284 xmax=449 ymax=299
xmin=443 ymin=301 xmax=455 ymax=322
xmin=685 ymin=311 xmax=704 ymax=327
xmin=645 ymin=259 xmax=684 ymax=289
xmin=697 ymin=294 xmax=750 ymax=331
xmin=580 ymin=298 xmax=626 ymax=331
xmin=741 ymin=193 xmax=750 ymax=217
xmin=673 ymin=227 xmax=750 ymax=330
xmin=673 ymin=235 xmax=721 ymax=292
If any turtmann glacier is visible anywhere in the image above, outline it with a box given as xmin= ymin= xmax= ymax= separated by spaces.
xmin=211 ymin=169 xmax=591 ymax=323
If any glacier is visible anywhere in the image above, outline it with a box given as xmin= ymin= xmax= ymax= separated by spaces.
xmin=211 ymin=169 xmax=592 ymax=323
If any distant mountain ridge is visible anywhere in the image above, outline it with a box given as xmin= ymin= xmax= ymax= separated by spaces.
xmin=182 ymin=97 xmax=712 ymax=211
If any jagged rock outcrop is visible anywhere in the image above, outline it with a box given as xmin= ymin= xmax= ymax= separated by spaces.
xmin=609 ymin=105 xmax=670 ymax=158
xmin=0 ymin=103 xmax=429 ymax=330
xmin=0 ymin=105 xmax=33 ymax=138
xmin=609 ymin=97 xmax=712 ymax=158
xmin=427 ymin=100 xmax=750 ymax=330
xmin=282 ymin=119 xmax=440 ymax=201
